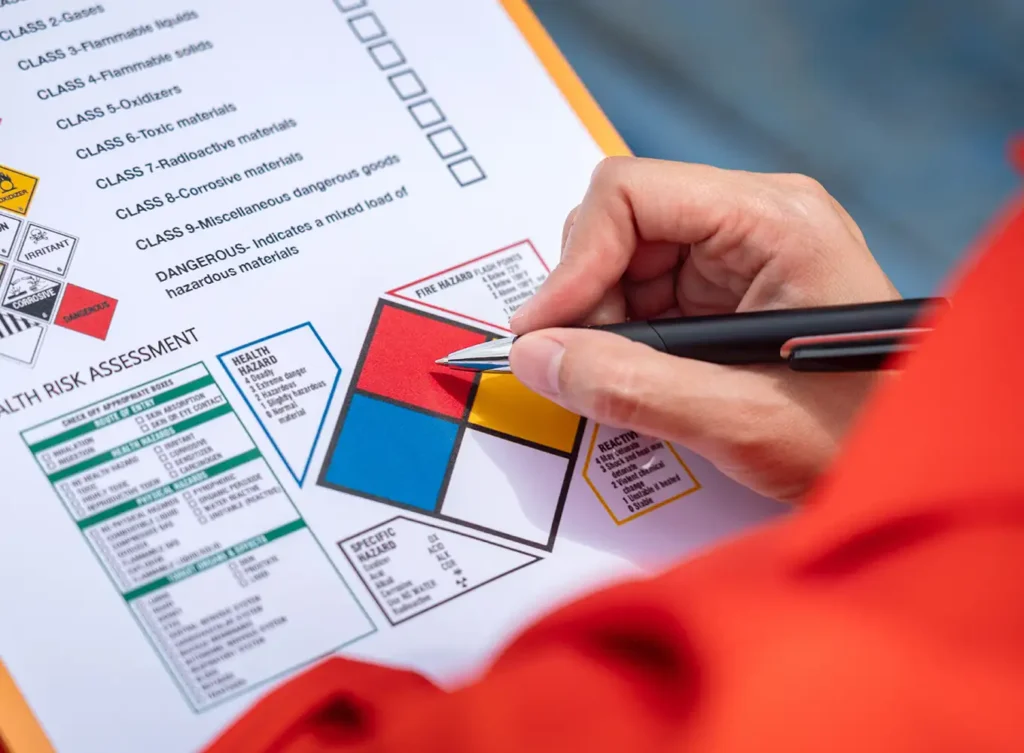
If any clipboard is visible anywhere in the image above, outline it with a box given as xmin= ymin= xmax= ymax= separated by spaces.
xmin=0 ymin=2 xmax=627 ymax=751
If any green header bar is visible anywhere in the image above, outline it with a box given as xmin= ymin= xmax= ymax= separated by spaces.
xmin=28 ymin=375 xmax=216 ymax=454
xmin=77 ymin=448 xmax=262 ymax=530
xmin=48 ymin=402 xmax=232 ymax=484
xmin=123 ymin=519 xmax=306 ymax=602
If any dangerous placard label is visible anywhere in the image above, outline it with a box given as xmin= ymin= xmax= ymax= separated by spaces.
xmin=54 ymin=283 xmax=117 ymax=339
xmin=16 ymin=223 xmax=77 ymax=277
xmin=2 ymin=268 xmax=62 ymax=322
xmin=0 ymin=213 xmax=22 ymax=258
xmin=0 ymin=165 xmax=39 ymax=216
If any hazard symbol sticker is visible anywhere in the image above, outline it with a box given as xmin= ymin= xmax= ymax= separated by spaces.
xmin=0 ymin=212 xmax=22 ymax=258
xmin=16 ymin=223 xmax=77 ymax=277
xmin=0 ymin=165 xmax=39 ymax=216
xmin=2 ymin=268 xmax=62 ymax=322
xmin=54 ymin=283 xmax=117 ymax=340
xmin=0 ymin=311 xmax=44 ymax=365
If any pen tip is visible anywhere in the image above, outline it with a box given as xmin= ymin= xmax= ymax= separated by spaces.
xmin=435 ymin=358 xmax=448 ymax=366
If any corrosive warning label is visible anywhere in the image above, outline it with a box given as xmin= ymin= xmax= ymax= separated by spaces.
xmin=2 ymin=268 xmax=62 ymax=322
xmin=0 ymin=165 xmax=39 ymax=216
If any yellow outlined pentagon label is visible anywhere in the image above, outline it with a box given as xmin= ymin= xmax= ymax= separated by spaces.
xmin=583 ymin=424 xmax=701 ymax=524
xmin=0 ymin=165 xmax=39 ymax=216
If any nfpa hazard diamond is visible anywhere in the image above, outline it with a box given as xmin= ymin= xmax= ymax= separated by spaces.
xmin=55 ymin=283 xmax=117 ymax=340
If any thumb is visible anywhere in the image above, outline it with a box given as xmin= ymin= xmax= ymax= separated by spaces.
xmin=508 ymin=328 xmax=747 ymax=453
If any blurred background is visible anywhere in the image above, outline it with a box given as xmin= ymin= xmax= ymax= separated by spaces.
xmin=528 ymin=0 xmax=1024 ymax=297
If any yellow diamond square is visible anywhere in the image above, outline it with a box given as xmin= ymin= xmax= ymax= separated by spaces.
xmin=0 ymin=165 xmax=39 ymax=216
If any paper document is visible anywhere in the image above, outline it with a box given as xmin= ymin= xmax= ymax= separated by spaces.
xmin=0 ymin=2 xmax=783 ymax=751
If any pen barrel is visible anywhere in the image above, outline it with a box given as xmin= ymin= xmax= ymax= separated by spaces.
xmin=596 ymin=298 xmax=946 ymax=365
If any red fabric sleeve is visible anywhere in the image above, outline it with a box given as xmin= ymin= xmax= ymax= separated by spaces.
xmin=203 ymin=193 xmax=1024 ymax=753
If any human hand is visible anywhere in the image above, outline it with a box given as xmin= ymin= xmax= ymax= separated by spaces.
xmin=508 ymin=158 xmax=901 ymax=503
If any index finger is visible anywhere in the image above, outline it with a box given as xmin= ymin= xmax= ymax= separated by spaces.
xmin=510 ymin=157 xmax=738 ymax=333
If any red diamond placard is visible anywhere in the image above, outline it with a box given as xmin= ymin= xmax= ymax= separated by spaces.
xmin=54 ymin=283 xmax=117 ymax=340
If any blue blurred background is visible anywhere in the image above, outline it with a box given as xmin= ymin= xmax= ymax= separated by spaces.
xmin=529 ymin=0 xmax=1024 ymax=297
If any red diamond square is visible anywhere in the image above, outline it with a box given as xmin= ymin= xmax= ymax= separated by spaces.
xmin=55 ymin=284 xmax=117 ymax=340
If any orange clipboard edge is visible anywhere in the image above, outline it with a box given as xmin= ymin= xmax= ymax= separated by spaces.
xmin=500 ymin=0 xmax=632 ymax=158
xmin=0 ymin=7 xmax=625 ymax=752
xmin=0 ymin=661 xmax=54 ymax=753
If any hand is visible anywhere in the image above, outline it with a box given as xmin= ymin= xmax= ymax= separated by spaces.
xmin=508 ymin=157 xmax=901 ymax=503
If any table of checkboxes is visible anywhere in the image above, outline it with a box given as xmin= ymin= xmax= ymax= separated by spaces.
xmin=21 ymin=363 xmax=375 ymax=711
xmin=319 ymin=300 xmax=585 ymax=550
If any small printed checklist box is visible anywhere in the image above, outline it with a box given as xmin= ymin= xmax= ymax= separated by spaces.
xmin=229 ymin=562 xmax=247 ymax=586
xmin=368 ymin=41 xmax=404 ymax=70
xmin=184 ymin=490 xmax=193 ymax=501
xmin=428 ymin=127 xmax=467 ymax=159
xmin=388 ymin=70 xmax=426 ymax=100
xmin=42 ymin=452 xmax=55 ymax=471
xmin=409 ymin=99 xmax=445 ymax=128
xmin=348 ymin=12 xmax=385 ymax=42
xmin=448 ymin=156 xmax=486 ymax=187
xmin=333 ymin=0 xmax=366 ymax=10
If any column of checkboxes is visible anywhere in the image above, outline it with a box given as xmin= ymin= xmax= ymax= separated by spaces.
xmin=184 ymin=490 xmax=207 ymax=525
xmin=89 ymin=529 xmax=130 ymax=586
xmin=155 ymin=444 xmax=178 ymax=479
xmin=135 ymin=414 xmax=150 ymax=433
xmin=40 ymin=451 xmax=55 ymax=472
xmin=335 ymin=0 xmax=487 ymax=187
xmin=228 ymin=560 xmax=248 ymax=587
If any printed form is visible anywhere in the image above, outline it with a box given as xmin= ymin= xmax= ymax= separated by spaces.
xmin=0 ymin=2 xmax=783 ymax=751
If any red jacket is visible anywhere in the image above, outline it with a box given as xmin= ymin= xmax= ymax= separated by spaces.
xmin=202 ymin=186 xmax=1024 ymax=752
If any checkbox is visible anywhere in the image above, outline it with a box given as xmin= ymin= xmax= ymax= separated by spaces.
xmin=409 ymin=99 xmax=445 ymax=128
xmin=348 ymin=12 xmax=385 ymax=42
xmin=388 ymin=70 xmax=426 ymax=100
xmin=448 ymin=156 xmax=486 ymax=187
xmin=44 ymin=460 xmax=55 ymax=470
xmin=135 ymin=416 xmax=145 ymax=424
xmin=169 ymin=470 xmax=178 ymax=479
xmin=139 ymin=424 xmax=149 ymax=432
xmin=197 ymin=514 xmax=207 ymax=524
xmin=368 ymin=40 xmax=404 ymax=70
xmin=157 ymin=453 xmax=167 ymax=461
xmin=184 ymin=490 xmax=193 ymax=500
xmin=189 ymin=499 xmax=199 ymax=509
xmin=163 ymin=462 xmax=173 ymax=471
xmin=334 ymin=0 xmax=366 ymax=10
xmin=428 ymin=127 xmax=467 ymax=159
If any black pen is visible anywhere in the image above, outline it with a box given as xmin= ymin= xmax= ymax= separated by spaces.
xmin=436 ymin=298 xmax=949 ymax=373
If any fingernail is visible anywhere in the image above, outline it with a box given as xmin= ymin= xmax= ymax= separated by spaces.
xmin=511 ymin=334 xmax=564 ymax=398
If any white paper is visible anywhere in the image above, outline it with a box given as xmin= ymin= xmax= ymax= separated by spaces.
xmin=0 ymin=2 xmax=785 ymax=751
